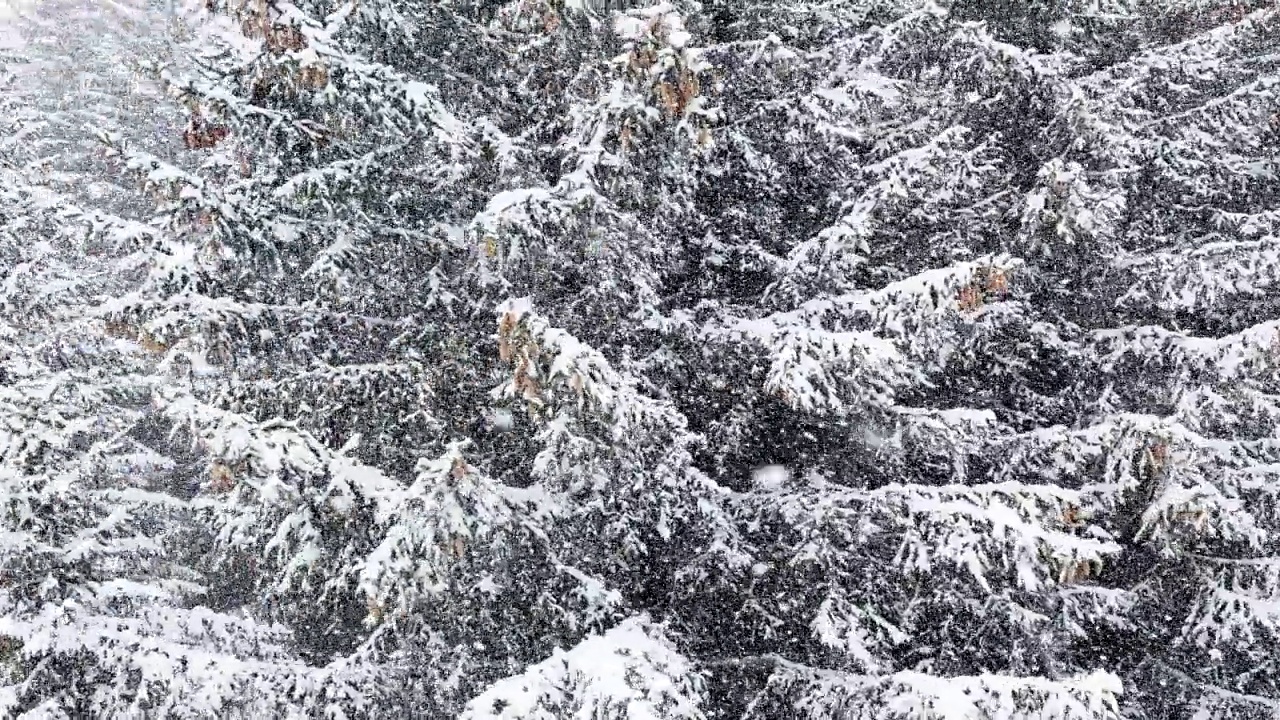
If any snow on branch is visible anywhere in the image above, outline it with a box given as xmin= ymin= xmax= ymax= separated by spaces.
xmin=787 ymin=125 xmax=985 ymax=279
xmin=993 ymin=415 xmax=1272 ymax=555
xmin=460 ymin=615 xmax=706 ymax=720
xmin=1182 ymin=555 xmax=1280 ymax=653
xmin=743 ymin=657 xmax=1123 ymax=720
xmin=0 ymin=599 xmax=319 ymax=718
xmin=1114 ymin=237 xmax=1280 ymax=315
xmin=493 ymin=297 xmax=676 ymax=431
xmin=491 ymin=297 xmax=747 ymax=574
xmin=673 ymin=255 xmax=1023 ymax=413
xmin=156 ymin=387 xmax=406 ymax=598
xmin=358 ymin=442 xmax=520 ymax=604
xmin=1093 ymin=319 xmax=1280 ymax=383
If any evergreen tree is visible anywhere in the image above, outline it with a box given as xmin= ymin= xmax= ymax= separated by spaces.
xmin=0 ymin=2 xmax=327 ymax=715
xmin=88 ymin=0 xmax=1280 ymax=718
xmin=102 ymin=0 xmax=735 ymax=714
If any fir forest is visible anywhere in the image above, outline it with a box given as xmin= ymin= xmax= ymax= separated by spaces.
xmin=1 ymin=0 xmax=1279 ymax=717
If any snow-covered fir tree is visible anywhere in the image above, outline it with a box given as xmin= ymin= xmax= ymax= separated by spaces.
xmin=99 ymin=0 xmax=738 ymax=714
xmin=0 ymin=1 xmax=331 ymax=715
xmin=4 ymin=0 xmax=1275 ymax=716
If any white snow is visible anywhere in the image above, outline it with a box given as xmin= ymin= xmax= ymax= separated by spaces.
xmin=752 ymin=464 xmax=790 ymax=491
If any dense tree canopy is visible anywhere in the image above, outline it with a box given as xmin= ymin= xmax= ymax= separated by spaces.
xmin=2 ymin=0 xmax=1279 ymax=717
